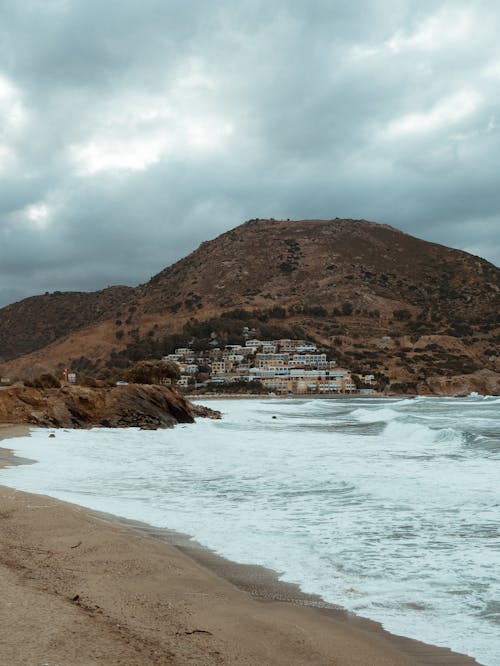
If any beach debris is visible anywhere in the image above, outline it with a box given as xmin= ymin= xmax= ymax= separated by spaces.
xmin=71 ymin=594 xmax=80 ymax=602
xmin=70 ymin=540 xmax=82 ymax=549
xmin=176 ymin=629 xmax=213 ymax=636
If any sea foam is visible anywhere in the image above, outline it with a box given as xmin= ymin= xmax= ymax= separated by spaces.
xmin=1 ymin=396 xmax=498 ymax=665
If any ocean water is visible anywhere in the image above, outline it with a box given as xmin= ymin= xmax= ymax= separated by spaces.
xmin=1 ymin=396 xmax=499 ymax=665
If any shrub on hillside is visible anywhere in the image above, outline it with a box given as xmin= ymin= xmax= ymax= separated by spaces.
xmin=393 ymin=309 xmax=412 ymax=321
xmin=32 ymin=373 xmax=61 ymax=389
xmin=341 ymin=302 xmax=353 ymax=316
xmin=126 ymin=360 xmax=180 ymax=385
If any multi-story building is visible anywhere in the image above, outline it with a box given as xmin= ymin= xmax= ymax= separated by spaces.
xmin=245 ymin=339 xmax=277 ymax=353
xmin=295 ymin=343 xmax=318 ymax=353
xmin=223 ymin=353 xmax=245 ymax=362
xmin=249 ymin=367 xmax=288 ymax=379
xmin=210 ymin=361 xmax=227 ymax=375
xmin=255 ymin=353 xmax=290 ymax=367
xmin=163 ymin=354 xmax=181 ymax=362
xmin=245 ymin=339 xmax=262 ymax=350
xmin=261 ymin=377 xmax=290 ymax=393
xmin=278 ymin=339 xmax=308 ymax=351
xmin=289 ymin=353 xmax=327 ymax=367
xmin=171 ymin=338 xmax=369 ymax=395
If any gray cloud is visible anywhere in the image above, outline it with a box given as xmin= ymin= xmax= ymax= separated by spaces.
xmin=1 ymin=0 xmax=499 ymax=307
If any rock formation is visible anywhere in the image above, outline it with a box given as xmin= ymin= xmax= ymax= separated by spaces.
xmin=0 ymin=384 xmax=220 ymax=430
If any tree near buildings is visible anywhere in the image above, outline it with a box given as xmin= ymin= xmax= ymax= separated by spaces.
xmin=126 ymin=360 xmax=180 ymax=385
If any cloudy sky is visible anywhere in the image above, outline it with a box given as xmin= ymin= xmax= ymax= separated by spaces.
xmin=1 ymin=1 xmax=499 ymax=307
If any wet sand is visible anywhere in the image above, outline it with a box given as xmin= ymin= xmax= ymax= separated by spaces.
xmin=0 ymin=425 xmax=481 ymax=665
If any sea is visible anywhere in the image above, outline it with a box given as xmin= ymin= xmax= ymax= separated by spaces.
xmin=1 ymin=395 xmax=499 ymax=665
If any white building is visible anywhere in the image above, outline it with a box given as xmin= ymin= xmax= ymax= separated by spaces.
xmin=255 ymin=353 xmax=289 ymax=367
xmin=290 ymin=369 xmax=327 ymax=378
xmin=223 ymin=354 xmax=245 ymax=362
xmin=329 ymin=368 xmax=350 ymax=378
xmin=289 ymin=353 xmax=327 ymax=366
xmin=225 ymin=345 xmax=253 ymax=356
xmin=295 ymin=343 xmax=318 ymax=353
xmin=250 ymin=367 xmax=289 ymax=378
xmin=175 ymin=348 xmax=191 ymax=356
xmin=245 ymin=339 xmax=277 ymax=352
xmin=278 ymin=339 xmax=306 ymax=351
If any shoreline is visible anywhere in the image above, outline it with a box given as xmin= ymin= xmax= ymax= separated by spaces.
xmin=0 ymin=423 xmax=32 ymax=466
xmin=0 ymin=426 xmax=483 ymax=666
xmin=185 ymin=392 xmax=497 ymax=400
xmin=185 ymin=392 xmax=383 ymax=400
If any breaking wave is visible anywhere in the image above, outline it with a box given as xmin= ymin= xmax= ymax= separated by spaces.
xmin=1 ymin=395 xmax=498 ymax=665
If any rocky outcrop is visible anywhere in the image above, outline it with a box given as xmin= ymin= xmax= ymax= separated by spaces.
xmin=189 ymin=402 xmax=224 ymax=419
xmin=0 ymin=384 xmax=220 ymax=429
xmin=417 ymin=369 xmax=500 ymax=397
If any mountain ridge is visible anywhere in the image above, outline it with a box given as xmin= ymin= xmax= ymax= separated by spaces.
xmin=1 ymin=218 xmax=499 ymax=394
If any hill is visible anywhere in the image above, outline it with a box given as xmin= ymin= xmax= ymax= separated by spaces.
xmin=0 ymin=219 xmax=499 ymax=394
xmin=0 ymin=286 xmax=135 ymax=362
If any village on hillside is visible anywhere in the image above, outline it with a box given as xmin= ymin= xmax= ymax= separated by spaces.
xmin=163 ymin=337 xmax=376 ymax=395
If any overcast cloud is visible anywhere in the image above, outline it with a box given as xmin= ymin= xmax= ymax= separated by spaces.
xmin=1 ymin=0 xmax=499 ymax=307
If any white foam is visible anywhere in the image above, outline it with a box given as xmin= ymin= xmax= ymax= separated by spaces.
xmin=351 ymin=407 xmax=400 ymax=422
xmin=1 ymin=397 xmax=499 ymax=666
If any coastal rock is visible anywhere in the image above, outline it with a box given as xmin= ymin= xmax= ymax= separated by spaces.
xmin=0 ymin=384 xmax=219 ymax=429
xmin=189 ymin=403 xmax=222 ymax=419
xmin=417 ymin=369 xmax=500 ymax=397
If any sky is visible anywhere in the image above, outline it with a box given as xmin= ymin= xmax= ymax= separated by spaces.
xmin=1 ymin=0 xmax=499 ymax=307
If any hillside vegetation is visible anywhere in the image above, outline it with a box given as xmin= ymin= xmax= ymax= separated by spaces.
xmin=1 ymin=219 xmax=499 ymax=394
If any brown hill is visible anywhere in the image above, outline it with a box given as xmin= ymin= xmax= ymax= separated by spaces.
xmin=141 ymin=217 xmax=498 ymax=321
xmin=0 ymin=286 xmax=135 ymax=362
xmin=1 ymin=219 xmax=499 ymax=394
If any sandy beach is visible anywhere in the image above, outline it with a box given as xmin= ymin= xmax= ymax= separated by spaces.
xmin=0 ymin=425 xmax=480 ymax=666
